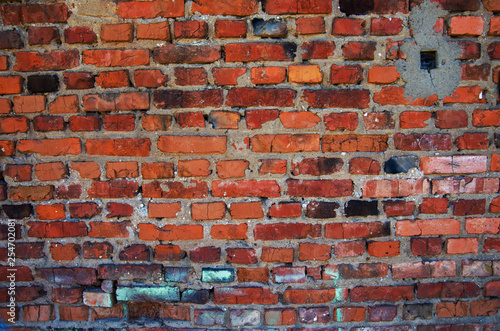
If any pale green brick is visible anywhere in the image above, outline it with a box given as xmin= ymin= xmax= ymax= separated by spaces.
xmin=116 ymin=286 xmax=179 ymax=302
xmin=202 ymin=268 xmax=234 ymax=283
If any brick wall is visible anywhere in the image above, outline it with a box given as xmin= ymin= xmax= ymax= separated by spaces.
xmin=0 ymin=0 xmax=499 ymax=329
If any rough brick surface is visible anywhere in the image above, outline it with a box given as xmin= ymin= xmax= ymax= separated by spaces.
xmin=1 ymin=0 xmax=499 ymax=329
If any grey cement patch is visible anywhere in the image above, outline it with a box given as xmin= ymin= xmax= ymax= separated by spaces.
xmin=395 ymin=0 xmax=462 ymax=100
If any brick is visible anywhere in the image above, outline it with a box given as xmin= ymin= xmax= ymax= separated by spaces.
xmin=453 ymin=199 xmax=485 ymax=216
xmin=470 ymin=300 xmax=500 ymax=316
xmin=158 ymin=135 xmax=225 ymax=154
xmin=15 ymin=50 xmax=79 ymax=72
xmin=412 ymin=237 xmax=441 ymax=256
xmin=228 ymin=87 xmax=295 ymax=107
xmin=449 ymin=16 xmax=484 ymax=36
xmin=262 ymin=0 xmax=332 ymax=14
xmin=462 ymin=63 xmax=490 ymax=80
xmin=209 ymin=111 xmax=240 ymax=129
xmin=265 ymin=308 xmax=296 ymax=325
xmin=303 ymin=89 xmax=369 ymax=108
xmin=142 ymin=115 xmax=172 ymax=131
xmin=154 ymin=89 xmax=223 ymax=108
xmin=435 ymin=110 xmax=468 ymax=128
xmin=83 ymin=49 xmax=149 ymax=67
xmin=228 ymin=201 xmax=262 ymax=219
xmin=48 ymin=95 xmax=79 ymax=114
xmin=86 ymin=139 xmax=150 ymax=157
xmin=442 ymin=86 xmax=485 ymax=104
xmin=143 ymin=180 xmax=208 ymax=199
xmin=213 ymin=67 xmax=246 ymax=86
xmin=64 ymin=72 xmax=94 ymax=89
xmin=191 ymin=202 xmax=225 ymax=221
xmin=417 ymin=282 xmax=480 ymax=299
xmin=0 ymin=30 xmax=23 ymax=49
xmin=473 ymin=109 xmax=500 ymax=127
xmin=324 ymin=112 xmax=358 ymax=131
xmin=174 ymin=20 xmax=208 ymax=39
xmin=0 ymin=116 xmax=29 ymax=133
xmin=4 ymin=164 xmax=32 ymax=181
xmin=368 ymin=66 xmax=400 ymax=83
xmin=119 ymin=244 xmax=149 ymax=261
xmin=226 ymin=42 xmax=296 ymax=62
xmin=364 ymin=112 xmax=395 ymax=130
xmin=432 ymin=177 xmax=499 ymax=194
xmin=395 ymin=133 xmax=451 ymax=151
xmin=0 ymin=141 xmax=15 ymax=156
xmin=371 ymin=17 xmax=403 ymax=35
xmin=261 ymin=247 xmax=293 ymax=263
xmin=106 ymin=202 xmax=133 ymax=218
xmin=59 ymin=306 xmax=89 ymax=321
xmin=117 ymin=0 xmax=184 ymax=18
xmin=351 ymin=286 xmax=414 ymax=302
xmin=13 ymin=95 xmax=45 ymax=113
xmin=103 ymin=114 xmax=135 ymax=131
xmin=226 ymin=247 xmax=257 ymax=264
xmin=259 ymin=159 xmax=286 ymax=175
xmin=396 ymin=219 xmax=460 ymax=236
xmin=490 ymin=197 xmax=500 ymax=212
xmin=69 ymin=115 xmax=100 ymax=132
xmin=64 ymin=27 xmax=97 ymax=44
xmin=211 ymin=224 xmax=247 ymax=240
xmin=306 ymin=201 xmax=339 ymax=218
xmin=288 ymin=65 xmax=322 ymax=83
xmin=28 ymin=26 xmax=60 ymax=45
xmin=106 ymin=162 xmax=139 ymax=179
xmin=28 ymin=221 xmax=87 ymax=238
xmin=100 ymin=23 xmax=133 ymax=43
xmin=35 ymin=162 xmax=67 ymax=181
xmin=138 ymin=223 xmax=203 ymax=241
xmin=400 ymin=111 xmax=431 ymax=129
xmin=50 ymin=243 xmax=80 ymax=261
xmin=215 ymin=20 xmax=247 ymax=38
xmin=155 ymin=245 xmax=185 ymax=261
xmin=88 ymin=180 xmax=139 ymax=198
xmin=342 ymin=41 xmax=376 ymax=60
xmin=302 ymin=40 xmax=335 ymax=60
xmin=283 ymin=288 xmax=347 ymax=304
xmin=374 ymin=86 xmax=438 ymax=106
xmin=18 ymin=138 xmax=81 ymax=156
xmin=83 ymin=92 xmax=149 ymax=112
xmin=148 ymin=202 xmax=181 ymax=219
xmin=447 ymin=238 xmax=479 ymax=254
xmin=325 ymin=221 xmax=390 ymax=239
xmin=89 ymin=221 xmax=131 ymax=238
xmin=334 ymin=307 xmax=365 ymax=322
xmin=334 ymin=240 xmax=366 ymax=258
xmin=332 ymin=18 xmax=365 ymax=35
xmin=251 ymin=66 xmax=286 ymax=85
xmin=368 ymin=305 xmax=397 ymax=321
xmin=175 ymin=68 xmax=207 ymax=86
xmin=154 ymin=45 xmax=220 ymax=64
xmin=368 ymin=241 xmax=400 ymax=257
xmin=23 ymin=305 xmax=54 ymax=322
xmin=296 ymin=17 xmax=325 ymax=35
xmin=0 ymin=57 xmax=7 ymax=71
xmin=465 ymin=218 xmax=500 ymax=234
xmin=299 ymin=243 xmax=331 ymax=261
xmin=421 ymin=155 xmax=487 ymax=174
xmin=455 ymin=132 xmax=489 ymax=150
xmin=255 ymin=223 xmax=321 ymax=240
xmin=95 ymin=70 xmax=130 ymax=89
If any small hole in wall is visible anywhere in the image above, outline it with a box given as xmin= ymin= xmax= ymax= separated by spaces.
xmin=420 ymin=51 xmax=437 ymax=72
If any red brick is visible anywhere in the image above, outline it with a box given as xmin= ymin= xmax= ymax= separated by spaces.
xmin=302 ymin=40 xmax=335 ymax=60
xmin=103 ymin=114 xmax=135 ymax=131
xmin=154 ymin=45 xmax=220 ymax=64
xmin=251 ymin=67 xmax=286 ymax=84
xmin=106 ymin=162 xmax=139 ymax=179
xmin=64 ymin=72 xmax=94 ymax=89
xmin=28 ymin=26 xmax=59 ymax=45
xmin=330 ymin=64 xmax=363 ymax=84
xmin=449 ymin=16 xmax=484 ymax=36
xmin=59 ymin=306 xmax=89 ymax=321
xmin=462 ymin=63 xmax=490 ymax=81
xmin=86 ymin=138 xmax=150 ymax=157
xmin=143 ymin=180 xmax=208 ymax=199
xmin=283 ymin=288 xmax=347 ymax=304
xmin=138 ymin=223 xmax=203 ymax=241
xmin=332 ymin=18 xmax=365 ymax=35
xmin=175 ymin=111 xmax=204 ymax=128
xmin=421 ymin=155 xmax=488 ymax=174
xmin=246 ymin=109 xmax=279 ymax=129
xmin=136 ymin=22 xmax=170 ymax=41
xmin=491 ymin=196 xmax=500 ymax=212
xmin=255 ymin=223 xmax=321 ymax=240
xmin=432 ymin=177 xmax=499 ymax=194
xmin=324 ymin=112 xmax=358 ymax=131
xmin=263 ymin=0 xmax=332 ymax=14
xmin=485 ymin=238 xmax=500 ymax=252
xmin=368 ymin=66 xmax=400 ymax=83
xmin=414 ymin=237 xmax=443 ymax=255
xmin=238 ymin=268 xmax=269 ymax=283
xmin=117 ymin=0 xmax=184 ymax=18
xmin=35 ymin=162 xmax=67 ymax=181
xmin=296 ymin=17 xmax=325 ymax=35
xmin=443 ymin=86 xmax=485 ymax=104
xmin=191 ymin=202 xmax=225 ymax=220
xmin=36 ymin=204 xmax=65 ymax=221
xmin=215 ymin=20 xmax=247 ymax=38
xmin=261 ymin=247 xmax=293 ymax=263
xmin=455 ymin=132 xmax=489 ymax=150
xmin=298 ymin=242 xmax=331 ymax=261
xmin=226 ymin=247 xmax=257 ymax=264
xmin=447 ymin=238 xmax=479 ymax=254
xmin=154 ymin=89 xmax=223 ymax=108
xmin=334 ymin=307 xmax=365 ymax=322
xmin=69 ymin=115 xmax=100 ymax=132
xmin=470 ymin=300 xmax=500 ymax=316
xmin=364 ymin=112 xmax=395 ymax=130
xmin=250 ymin=134 xmax=319 ymax=153
xmin=50 ymin=243 xmax=80 ymax=261
xmin=0 ymin=141 xmax=15 ymax=156
xmin=32 ymin=116 xmax=64 ymax=132
xmin=64 ymin=27 xmax=97 ymax=44
xmin=211 ymin=223 xmax=248 ymax=240
xmin=154 ymin=245 xmax=185 ymax=261
xmin=420 ymin=198 xmax=449 ymax=214
xmin=371 ymin=17 xmax=403 ymax=35
xmin=453 ymin=199 xmax=486 ymax=216
xmin=386 ymin=39 xmax=406 ymax=59
xmin=106 ymin=202 xmax=133 ymax=218
xmin=374 ymin=86 xmax=438 ymax=106
xmin=23 ymin=305 xmax=54 ymax=322
xmin=15 ymin=50 xmax=79 ymax=72
xmin=119 ymin=244 xmax=149 ymax=261
xmin=82 ymin=242 xmax=113 ymax=259
xmin=383 ymin=200 xmax=414 ymax=216
xmin=175 ymin=68 xmax=207 ymax=86
xmin=89 ymin=221 xmax=131 ymax=238
xmin=174 ymin=20 xmax=208 ymax=39
xmin=190 ymin=246 xmax=220 ymax=263
xmin=178 ymin=159 xmax=210 ymax=177
xmin=396 ymin=219 xmax=460 ymax=236
xmin=158 ymin=135 xmax=225 ymax=154
xmin=323 ymin=134 xmax=388 ymax=152
xmin=342 ymin=41 xmax=376 ymax=60
xmin=192 ymin=0 xmax=257 ymax=15
xmin=95 ymin=70 xmax=130 ymax=89
xmin=349 ymin=157 xmax=381 ymax=175
xmin=148 ymin=202 xmax=181 ymax=219
xmin=4 ymin=164 xmax=32 ymax=181
xmin=28 ymin=221 xmax=87 ymax=238
xmin=264 ymin=308 xmax=296 ymax=325
xmin=0 ymin=116 xmax=29 ymax=133
xmin=351 ymin=286 xmax=414 ymax=302
xmin=325 ymin=221 xmax=390 ymax=239
xmin=83 ymin=92 xmax=149 ymax=111
xmin=18 ymin=138 xmax=81 ymax=156
xmin=368 ymin=241 xmax=400 ymax=257
xmin=88 ymin=179 xmax=139 ymax=199
xmin=394 ymin=133 xmax=451 ymax=151
xmin=303 ymin=89 xmax=369 ymax=108
xmin=399 ymin=111 xmax=430 ymax=129
xmin=142 ymin=114 xmax=172 ymax=131
xmin=435 ymin=109 xmax=468 ymax=128
xmin=335 ymin=240 xmax=366 ymax=257
xmin=0 ymin=57 xmax=7 ymax=71
xmin=48 ymin=95 xmax=79 ymax=114
xmin=473 ymin=109 xmax=500 ymax=127
xmin=226 ymin=42 xmax=296 ymax=62
xmin=214 ymin=287 xmax=278 ymax=305
xmin=465 ymin=218 xmax=500 ymax=234
xmin=91 ymin=304 xmax=124 ymax=321
xmin=13 ymin=95 xmax=45 ymax=113
xmin=83 ymin=49 xmax=149 ymax=67
xmin=213 ymin=67 xmax=246 ymax=85
xmin=100 ymin=23 xmax=133 ymax=42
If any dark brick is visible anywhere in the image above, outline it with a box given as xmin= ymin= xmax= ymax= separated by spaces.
xmin=27 ymin=75 xmax=59 ymax=94
xmin=403 ymin=304 xmax=433 ymax=320
xmin=339 ymin=0 xmax=374 ymax=15
xmin=2 ymin=204 xmax=33 ymax=219
xmin=345 ymin=200 xmax=379 ymax=217
xmin=384 ymin=156 xmax=419 ymax=174
xmin=181 ymin=289 xmax=210 ymax=304
xmin=0 ymin=30 xmax=23 ymax=49
xmin=252 ymin=19 xmax=287 ymax=38
xmin=306 ymin=201 xmax=339 ymax=218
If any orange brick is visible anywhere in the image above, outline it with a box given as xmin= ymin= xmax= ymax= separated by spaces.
xmin=368 ymin=66 xmax=400 ymax=84
xmin=449 ymin=16 xmax=484 ymax=36
xmin=447 ymin=238 xmax=479 ymax=254
xmin=251 ymin=67 xmax=286 ymax=84
xmin=288 ymin=65 xmax=322 ymax=83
